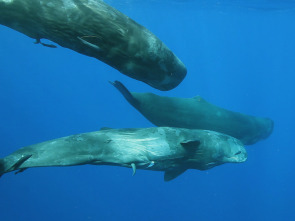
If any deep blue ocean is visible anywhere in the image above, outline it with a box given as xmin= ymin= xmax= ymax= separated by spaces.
xmin=1 ymin=0 xmax=295 ymax=220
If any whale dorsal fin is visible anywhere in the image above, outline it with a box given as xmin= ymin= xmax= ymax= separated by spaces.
xmin=164 ymin=167 xmax=187 ymax=181
xmin=192 ymin=95 xmax=206 ymax=102
xmin=100 ymin=127 xmax=113 ymax=130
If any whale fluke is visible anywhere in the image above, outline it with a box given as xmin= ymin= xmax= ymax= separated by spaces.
xmin=0 ymin=155 xmax=32 ymax=178
xmin=0 ymin=159 xmax=5 ymax=178
xmin=109 ymin=81 xmax=139 ymax=107
xmin=9 ymin=155 xmax=32 ymax=171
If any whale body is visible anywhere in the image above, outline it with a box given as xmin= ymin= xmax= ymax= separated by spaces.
xmin=111 ymin=81 xmax=274 ymax=145
xmin=0 ymin=127 xmax=247 ymax=181
xmin=0 ymin=0 xmax=186 ymax=90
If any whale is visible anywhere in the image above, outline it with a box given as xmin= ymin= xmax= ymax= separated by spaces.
xmin=0 ymin=127 xmax=247 ymax=181
xmin=0 ymin=0 xmax=186 ymax=91
xmin=111 ymin=81 xmax=274 ymax=145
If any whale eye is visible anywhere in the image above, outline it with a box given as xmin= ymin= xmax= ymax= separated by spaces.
xmin=235 ymin=151 xmax=242 ymax=155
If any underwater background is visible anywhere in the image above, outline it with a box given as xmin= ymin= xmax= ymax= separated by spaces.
xmin=0 ymin=0 xmax=295 ymax=220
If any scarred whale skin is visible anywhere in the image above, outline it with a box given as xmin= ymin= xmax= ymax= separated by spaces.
xmin=0 ymin=127 xmax=247 ymax=181
xmin=0 ymin=0 xmax=187 ymax=91
xmin=111 ymin=81 xmax=274 ymax=145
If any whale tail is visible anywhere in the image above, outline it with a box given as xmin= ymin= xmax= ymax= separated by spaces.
xmin=0 ymin=154 xmax=32 ymax=178
xmin=0 ymin=159 xmax=5 ymax=178
xmin=109 ymin=80 xmax=140 ymax=107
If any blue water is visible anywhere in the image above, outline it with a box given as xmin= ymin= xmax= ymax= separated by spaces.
xmin=0 ymin=0 xmax=295 ymax=220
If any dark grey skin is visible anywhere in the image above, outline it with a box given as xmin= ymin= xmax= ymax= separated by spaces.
xmin=0 ymin=127 xmax=247 ymax=181
xmin=111 ymin=81 xmax=274 ymax=145
xmin=0 ymin=0 xmax=186 ymax=91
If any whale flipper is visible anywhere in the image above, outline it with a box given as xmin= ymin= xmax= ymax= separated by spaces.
xmin=34 ymin=39 xmax=57 ymax=48
xmin=164 ymin=167 xmax=187 ymax=182
xmin=40 ymin=42 xmax=57 ymax=48
xmin=181 ymin=140 xmax=201 ymax=156
xmin=110 ymin=81 xmax=140 ymax=107
xmin=131 ymin=163 xmax=136 ymax=176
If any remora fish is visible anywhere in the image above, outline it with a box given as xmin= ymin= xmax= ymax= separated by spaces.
xmin=0 ymin=127 xmax=247 ymax=181
xmin=111 ymin=81 xmax=274 ymax=145
xmin=0 ymin=0 xmax=187 ymax=90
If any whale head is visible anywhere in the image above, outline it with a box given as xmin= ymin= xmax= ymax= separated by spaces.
xmin=154 ymin=55 xmax=187 ymax=91
xmin=122 ymin=32 xmax=187 ymax=91
xmin=207 ymin=133 xmax=248 ymax=165
xmin=221 ymin=138 xmax=248 ymax=163
xmin=182 ymin=131 xmax=247 ymax=170
xmin=145 ymin=51 xmax=187 ymax=91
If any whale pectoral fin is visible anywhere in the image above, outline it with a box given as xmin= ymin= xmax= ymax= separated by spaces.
xmin=131 ymin=163 xmax=136 ymax=176
xmin=34 ymin=38 xmax=57 ymax=48
xmin=40 ymin=42 xmax=57 ymax=48
xmin=34 ymin=39 xmax=41 ymax=44
xmin=164 ymin=167 xmax=187 ymax=182
xmin=181 ymin=140 xmax=201 ymax=156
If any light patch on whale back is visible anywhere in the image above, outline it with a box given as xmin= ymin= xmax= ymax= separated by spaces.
xmin=50 ymin=141 xmax=58 ymax=145
xmin=145 ymin=31 xmax=159 ymax=58
xmin=2 ymin=0 xmax=14 ymax=3
xmin=87 ymin=0 xmax=103 ymax=6
xmin=144 ymin=128 xmax=174 ymax=158
xmin=216 ymin=111 xmax=222 ymax=117
xmin=107 ymin=129 xmax=172 ymax=159
xmin=61 ymin=0 xmax=78 ymax=10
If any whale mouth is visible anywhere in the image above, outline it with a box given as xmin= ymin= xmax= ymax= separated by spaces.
xmin=235 ymin=151 xmax=242 ymax=155
xmin=227 ymin=150 xmax=248 ymax=163
xmin=147 ymin=68 xmax=187 ymax=91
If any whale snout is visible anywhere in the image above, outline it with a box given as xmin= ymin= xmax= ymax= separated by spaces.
xmin=236 ymin=149 xmax=248 ymax=163
xmin=150 ymin=58 xmax=187 ymax=91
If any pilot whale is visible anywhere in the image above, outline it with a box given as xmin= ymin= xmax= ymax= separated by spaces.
xmin=0 ymin=127 xmax=247 ymax=181
xmin=0 ymin=0 xmax=186 ymax=90
xmin=111 ymin=81 xmax=274 ymax=145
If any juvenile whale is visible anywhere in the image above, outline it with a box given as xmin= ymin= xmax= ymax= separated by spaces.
xmin=0 ymin=127 xmax=247 ymax=181
xmin=0 ymin=0 xmax=186 ymax=90
xmin=111 ymin=81 xmax=274 ymax=145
